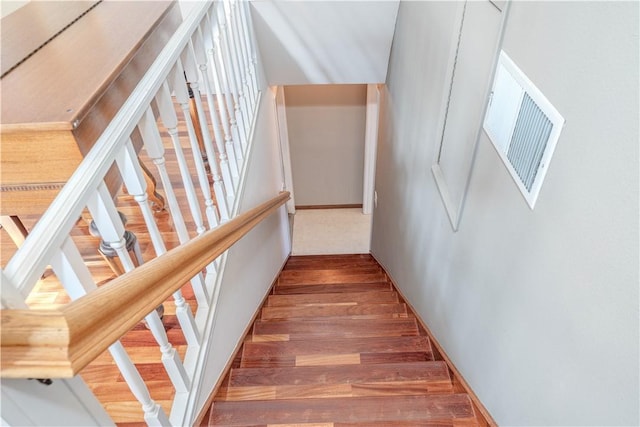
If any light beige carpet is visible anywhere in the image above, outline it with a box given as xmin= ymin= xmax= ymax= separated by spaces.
xmin=291 ymin=208 xmax=372 ymax=255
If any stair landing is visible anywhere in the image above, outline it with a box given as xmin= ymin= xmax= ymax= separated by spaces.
xmin=204 ymin=254 xmax=489 ymax=426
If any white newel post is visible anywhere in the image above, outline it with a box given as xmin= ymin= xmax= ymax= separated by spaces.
xmin=87 ymin=184 xmax=190 ymax=394
xmin=116 ymin=141 xmax=201 ymax=347
xmin=181 ymin=46 xmax=231 ymax=221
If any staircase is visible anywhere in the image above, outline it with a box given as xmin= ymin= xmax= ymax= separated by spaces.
xmin=206 ymin=254 xmax=485 ymax=426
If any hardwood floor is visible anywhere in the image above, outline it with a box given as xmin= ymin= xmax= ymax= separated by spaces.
xmin=205 ymin=254 xmax=489 ymax=426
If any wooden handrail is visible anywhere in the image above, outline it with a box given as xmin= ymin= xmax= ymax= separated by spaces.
xmin=0 ymin=192 xmax=290 ymax=378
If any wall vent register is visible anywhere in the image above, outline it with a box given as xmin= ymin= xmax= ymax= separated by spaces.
xmin=483 ymin=50 xmax=564 ymax=208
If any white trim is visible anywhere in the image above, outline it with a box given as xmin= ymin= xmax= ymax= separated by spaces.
xmin=483 ymin=50 xmax=565 ymax=209
xmin=432 ymin=0 xmax=512 ymax=231
xmin=274 ymin=86 xmax=296 ymax=214
xmin=363 ymin=84 xmax=380 ymax=215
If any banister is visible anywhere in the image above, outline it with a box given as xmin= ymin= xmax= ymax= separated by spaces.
xmin=0 ymin=191 xmax=290 ymax=379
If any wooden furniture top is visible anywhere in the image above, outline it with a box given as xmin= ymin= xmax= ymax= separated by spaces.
xmin=1 ymin=1 xmax=99 ymax=76
xmin=0 ymin=0 xmax=175 ymax=132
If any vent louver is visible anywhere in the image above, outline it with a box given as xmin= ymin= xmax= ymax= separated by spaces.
xmin=484 ymin=51 xmax=564 ymax=208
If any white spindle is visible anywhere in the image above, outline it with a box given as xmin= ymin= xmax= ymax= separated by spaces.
xmin=206 ymin=13 xmax=246 ymax=165
xmin=110 ymin=342 xmax=172 ymax=427
xmin=181 ymin=46 xmax=231 ymax=221
xmin=232 ymin=0 xmax=256 ymax=107
xmin=191 ymin=30 xmax=238 ymax=195
xmin=171 ymin=62 xmax=224 ymax=228
xmin=238 ymin=0 xmax=259 ymax=101
xmin=50 ymin=237 xmax=170 ymax=426
xmin=224 ymin=2 xmax=251 ymax=138
xmin=86 ymin=184 xmax=190 ymax=393
xmin=138 ymin=107 xmax=211 ymax=304
xmin=116 ymin=141 xmax=201 ymax=347
xmin=218 ymin=4 xmax=250 ymax=148
xmin=206 ymin=25 xmax=241 ymax=182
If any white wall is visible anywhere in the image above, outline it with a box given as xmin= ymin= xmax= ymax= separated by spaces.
xmin=285 ymin=84 xmax=366 ymax=206
xmin=371 ymin=1 xmax=639 ymax=425
xmin=0 ymin=1 xmax=29 ymax=18
xmin=250 ymin=1 xmax=399 ymax=85
xmin=193 ymin=86 xmax=291 ymax=419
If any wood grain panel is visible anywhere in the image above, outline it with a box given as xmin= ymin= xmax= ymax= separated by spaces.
xmin=266 ymin=291 xmax=399 ymax=306
xmin=260 ymin=303 xmax=408 ymax=320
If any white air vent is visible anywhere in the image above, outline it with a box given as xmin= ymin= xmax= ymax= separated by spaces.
xmin=484 ymin=51 xmax=564 ymax=208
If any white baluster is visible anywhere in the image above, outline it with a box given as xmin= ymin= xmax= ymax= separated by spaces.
xmin=86 ymin=183 xmax=190 ymax=393
xmin=218 ymin=4 xmax=251 ymax=147
xmin=238 ymin=0 xmax=259 ymax=101
xmin=205 ymin=24 xmax=241 ymax=183
xmin=49 ymin=237 xmax=170 ymax=426
xmin=223 ymin=2 xmax=251 ymax=139
xmin=207 ymin=12 xmax=246 ymax=164
xmin=116 ymin=141 xmax=201 ymax=347
xmin=181 ymin=46 xmax=231 ymax=221
xmin=232 ymin=0 xmax=257 ymax=107
xmin=158 ymin=75 xmax=218 ymax=229
xmin=138 ymin=107 xmax=211 ymax=304
xmin=110 ymin=342 xmax=172 ymax=426
xmin=192 ymin=29 xmax=239 ymax=193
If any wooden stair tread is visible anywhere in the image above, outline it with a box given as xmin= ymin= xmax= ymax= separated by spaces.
xmin=266 ymin=290 xmax=399 ymax=306
xmin=280 ymin=266 xmax=382 ymax=277
xmin=204 ymin=254 xmax=484 ymax=427
xmin=274 ymin=282 xmax=392 ymax=295
xmin=284 ymin=258 xmax=381 ymax=270
xmin=243 ymin=336 xmax=432 ymax=358
xmin=261 ymin=303 xmax=408 ymax=320
xmin=253 ymin=317 xmax=419 ymax=339
xmin=209 ymin=394 xmax=476 ymax=425
xmin=228 ymin=361 xmax=451 ymax=386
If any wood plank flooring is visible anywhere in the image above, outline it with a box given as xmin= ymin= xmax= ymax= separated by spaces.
xmin=206 ymin=254 xmax=487 ymax=426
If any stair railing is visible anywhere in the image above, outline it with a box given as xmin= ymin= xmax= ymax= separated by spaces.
xmin=0 ymin=0 xmax=266 ymax=425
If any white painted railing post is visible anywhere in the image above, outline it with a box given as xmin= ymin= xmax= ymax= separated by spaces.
xmin=168 ymin=64 xmax=219 ymax=229
xmin=221 ymin=2 xmax=251 ymax=142
xmin=206 ymin=24 xmax=241 ymax=183
xmin=138 ymin=107 xmax=211 ymax=305
xmin=191 ymin=29 xmax=239 ymax=192
xmin=50 ymin=237 xmax=171 ymax=426
xmin=116 ymin=141 xmax=201 ymax=347
xmin=207 ymin=13 xmax=245 ymax=165
xmin=86 ymin=184 xmax=190 ymax=394
xmin=238 ymin=0 xmax=259 ymax=101
xmin=180 ymin=47 xmax=231 ymax=221
xmin=230 ymin=0 xmax=255 ymax=110
xmin=110 ymin=342 xmax=172 ymax=427
xmin=220 ymin=2 xmax=250 ymax=142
